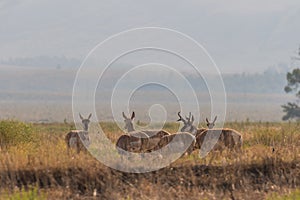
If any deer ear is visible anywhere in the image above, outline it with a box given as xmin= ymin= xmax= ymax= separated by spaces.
xmin=206 ymin=118 xmax=209 ymax=123
xmin=191 ymin=115 xmax=194 ymax=123
xmin=122 ymin=112 xmax=127 ymax=119
xmin=213 ymin=116 xmax=217 ymax=123
xmin=79 ymin=113 xmax=84 ymax=120
xmin=131 ymin=111 xmax=135 ymax=120
xmin=88 ymin=113 xmax=92 ymax=120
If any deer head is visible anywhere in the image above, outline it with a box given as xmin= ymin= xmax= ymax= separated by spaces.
xmin=177 ymin=112 xmax=197 ymax=135
xmin=206 ymin=116 xmax=217 ymax=129
xmin=79 ymin=113 xmax=92 ymax=131
xmin=122 ymin=111 xmax=135 ymax=132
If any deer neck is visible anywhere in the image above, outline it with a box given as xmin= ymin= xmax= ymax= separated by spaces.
xmin=189 ymin=126 xmax=197 ymax=135
xmin=82 ymin=123 xmax=89 ymax=132
xmin=127 ymin=124 xmax=135 ymax=132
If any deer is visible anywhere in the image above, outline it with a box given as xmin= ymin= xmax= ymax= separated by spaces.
xmin=116 ymin=134 xmax=146 ymax=155
xmin=122 ymin=111 xmax=171 ymax=139
xmin=177 ymin=112 xmax=207 ymax=136
xmin=116 ymin=111 xmax=171 ymax=155
xmin=116 ymin=112 xmax=149 ymax=153
xmin=153 ymin=132 xmax=196 ymax=157
xmin=65 ymin=113 xmax=91 ymax=154
xmin=177 ymin=112 xmax=242 ymax=158
xmin=150 ymin=111 xmax=202 ymax=157
xmin=194 ymin=116 xmax=243 ymax=153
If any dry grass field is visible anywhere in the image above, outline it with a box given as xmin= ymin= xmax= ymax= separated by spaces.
xmin=0 ymin=121 xmax=300 ymax=199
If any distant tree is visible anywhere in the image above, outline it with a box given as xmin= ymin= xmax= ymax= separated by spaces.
xmin=282 ymin=68 xmax=300 ymax=120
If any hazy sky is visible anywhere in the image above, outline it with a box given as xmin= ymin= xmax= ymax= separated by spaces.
xmin=1 ymin=0 xmax=300 ymax=73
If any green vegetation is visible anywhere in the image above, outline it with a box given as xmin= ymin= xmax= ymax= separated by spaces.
xmin=282 ymin=68 xmax=300 ymax=120
xmin=268 ymin=189 xmax=300 ymax=200
xmin=2 ymin=186 xmax=46 ymax=200
xmin=0 ymin=120 xmax=36 ymax=148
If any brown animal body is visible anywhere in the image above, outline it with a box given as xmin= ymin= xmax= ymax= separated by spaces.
xmin=116 ymin=131 xmax=150 ymax=155
xmin=194 ymin=128 xmax=242 ymax=152
xmin=195 ymin=128 xmax=208 ymax=137
xmin=65 ymin=130 xmax=90 ymax=154
xmin=141 ymin=130 xmax=171 ymax=151
xmin=115 ymin=135 xmax=133 ymax=154
xmin=120 ymin=111 xmax=171 ymax=153
xmin=153 ymin=132 xmax=196 ymax=156
xmin=65 ymin=113 xmax=91 ymax=154
xmin=176 ymin=112 xmax=243 ymax=156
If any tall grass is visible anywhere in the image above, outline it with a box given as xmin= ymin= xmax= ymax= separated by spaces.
xmin=0 ymin=121 xmax=299 ymax=199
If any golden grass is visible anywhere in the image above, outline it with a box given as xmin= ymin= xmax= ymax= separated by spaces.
xmin=0 ymin=121 xmax=300 ymax=199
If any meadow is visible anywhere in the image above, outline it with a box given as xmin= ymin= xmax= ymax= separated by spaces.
xmin=0 ymin=120 xmax=300 ymax=199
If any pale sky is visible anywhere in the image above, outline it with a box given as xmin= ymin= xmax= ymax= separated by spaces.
xmin=0 ymin=0 xmax=300 ymax=73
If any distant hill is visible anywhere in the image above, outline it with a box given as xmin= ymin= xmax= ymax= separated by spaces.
xmin=193 ymin=72 xmax=286 ymax=94
xmin=0 ymin=56 xmax=81 ymax=69
xmin=0 ymin=63 xmax=288 ymax=102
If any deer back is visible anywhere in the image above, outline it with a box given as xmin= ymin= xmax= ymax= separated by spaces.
xmin=155 ymin=132 xmax=195 ymax=155
xmin=116 ymin=131 xmax=150 ymax=154
xmin=116 ymin=134 xmax=131 ymax=153
xmin=222 ymin=128 xmax=243 ymax=149
xmin=129 ymin=131 xmax=150 ymax=152
xmin=195 ymin=128 xmax=242 ymax=151
xmin=141 ymin=130 xmax=171 ymax=151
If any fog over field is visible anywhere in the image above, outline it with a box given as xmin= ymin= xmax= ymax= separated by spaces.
xmin=0 ymin=64 xmax=294 ymax=122
xmin=0 ymin=0 xmax=299 ymax=122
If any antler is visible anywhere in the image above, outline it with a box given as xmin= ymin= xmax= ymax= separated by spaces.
xmin=188 ymin=112 xmax=192 ymax=123
xmin=191 ymin=115 xmax=194 ymax=124
xmin=177 ymin=111 xmax=186 ymax=123
xmin=185 ymin=112 xmax=192 ymax=122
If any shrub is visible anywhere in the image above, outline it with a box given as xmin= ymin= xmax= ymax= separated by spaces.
xmin=0 ymin=120 xmax=35 ymax=148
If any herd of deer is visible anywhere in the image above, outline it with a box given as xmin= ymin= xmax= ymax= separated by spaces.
xmin=65 ymin=112 xmax=243 ymax=158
